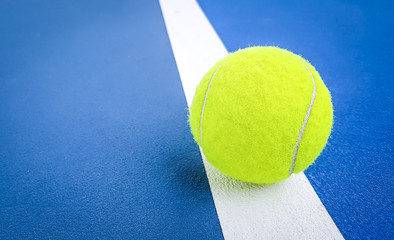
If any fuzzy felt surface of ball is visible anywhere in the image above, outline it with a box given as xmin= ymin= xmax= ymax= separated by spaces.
xmin=189 ymin=47 xmax=333 ymax=184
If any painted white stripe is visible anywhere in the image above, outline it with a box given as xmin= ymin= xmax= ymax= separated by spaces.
xmin=159 ymin=0 xmax=344 ymax=239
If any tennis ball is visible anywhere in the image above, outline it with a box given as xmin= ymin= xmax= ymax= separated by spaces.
xmin=189 ymin=46 xmax=333 ymax=184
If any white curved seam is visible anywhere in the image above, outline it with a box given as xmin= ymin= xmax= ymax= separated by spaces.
xmin=289 ymin=63 xmax=317 ymax=174
xmin=199 ymin=67 xmax=220 ymax=145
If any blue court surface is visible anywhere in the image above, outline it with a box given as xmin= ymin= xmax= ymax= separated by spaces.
xmin=0 ymin=0 xmax=392 ymax=239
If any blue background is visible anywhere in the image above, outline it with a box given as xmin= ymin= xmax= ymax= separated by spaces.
xmin=0 ymin=0 xmax=223 ymax=239
xmin=198 ymin=0 xmax=393 ymax=239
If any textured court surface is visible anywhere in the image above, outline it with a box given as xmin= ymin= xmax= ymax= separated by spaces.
xmin=1 ymin=0 xmax=393 ymax=239
xmin=0 ymin=1 xmax=222 ymax=239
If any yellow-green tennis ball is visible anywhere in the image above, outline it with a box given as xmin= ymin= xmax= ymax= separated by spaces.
xmin=189 ymin=46 xmax=333 ymax=184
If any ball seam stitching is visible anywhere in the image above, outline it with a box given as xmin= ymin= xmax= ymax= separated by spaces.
xmin=289 ymin=61 xmax=317 ymax=174
xmin=199 ymin=66 xmax=221 ymax=146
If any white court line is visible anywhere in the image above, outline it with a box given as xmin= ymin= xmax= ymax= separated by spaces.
xmin=159 ymin=0 xmax=344 ymax=239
